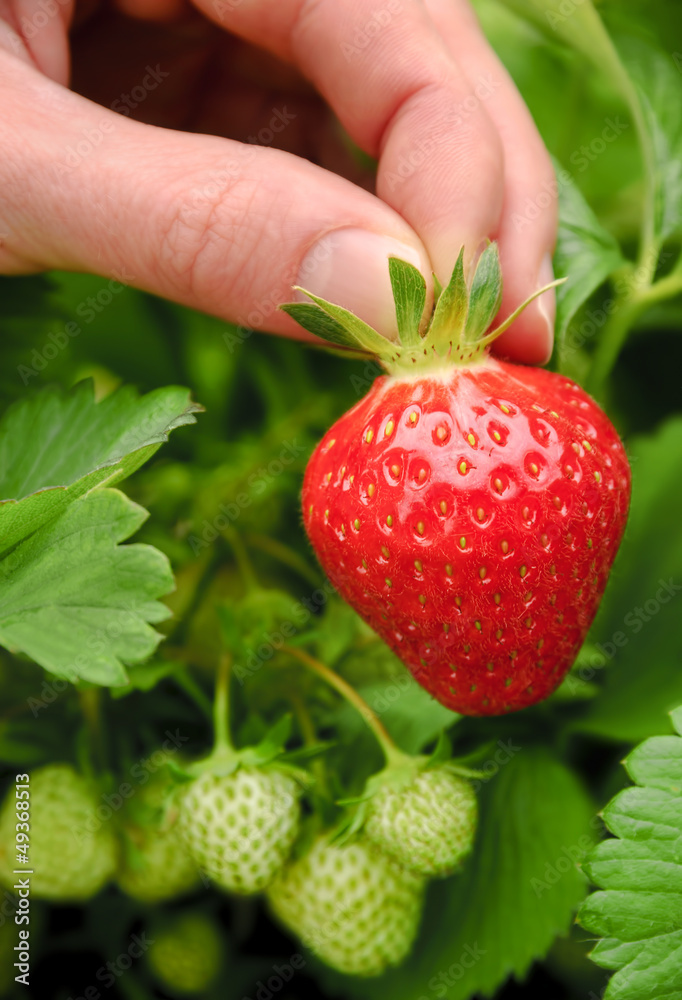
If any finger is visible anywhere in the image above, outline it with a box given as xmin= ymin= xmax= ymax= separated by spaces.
xmin=189 ymin=0 xmax=506 ymax=283
xmin=426 ymin=0 xmax=558 ymax=363
xmin=0 ymin=52 xmax=432 ymax=342
xmin=2 ymin=0 xmax=72 ymax=84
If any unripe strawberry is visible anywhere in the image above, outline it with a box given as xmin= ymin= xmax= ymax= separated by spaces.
xmin=147 ymin=912 xmax=222 ymax=996
xmin=177 ymin=765 xmax=300 ymax=894
xmin=267 ymin=835 xmax=425 ymax=976
xmin=117 ymin=776 xmax=199 ymax=903
xmin=0 ymin=764 xmax=118 ymax=901
xmin=364 ymin=765 xmax=477 ymax=877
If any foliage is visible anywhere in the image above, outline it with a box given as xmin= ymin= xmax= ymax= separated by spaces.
xmin=0 ymin=2 xmax=681 ymax=999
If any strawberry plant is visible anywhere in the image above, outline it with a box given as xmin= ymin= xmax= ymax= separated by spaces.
xmin=0 ymin=1 xmax=681 ymax=999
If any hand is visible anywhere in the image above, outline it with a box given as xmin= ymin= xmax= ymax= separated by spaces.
xmin=0 ymin=0 xmax=557 ymax=362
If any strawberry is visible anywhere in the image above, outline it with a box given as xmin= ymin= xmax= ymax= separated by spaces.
xmin=117 ymin=778 xmax=200 ymax=904
xmin=283 ymin=244 xmax=630 ymax=715
xmin=177 ymin=764 xmax=301 ymax=894
xmin=266 ymin=834 xmax=425 ymax=976
xmin=0 ymin=764 xmax=118 ymax=901
xmin=363 ymin=762 xmax=477 ymax=877
xmin=147 ymin=912 xmax=223 ymax=996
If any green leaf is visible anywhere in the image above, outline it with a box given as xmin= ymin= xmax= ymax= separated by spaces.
xmin=618 ymin=36 xmax=682 ymax=245
xmin=388 ymin=257 xmax=426 ymax=348
xmin=320 ymin=749 xmax=595 ymax=1000
xmin=464 ymin=242 xmax=503 ymax=340
xmin=578 ymin=718 xmax=682 ymax=999
xmin=109 ymin=659 xmax=181 ymax=698
xmin=0 ymin=380 xmax=201 ymax=552
xmin=0 ymin=489 xmax=173 ymax=686
xmin=425 ymin=247 xmax=468 ymax=351
xmin=553 ymin=161 xmax=626 ymax=355
xmin=283 ymin=291 xmax=393 ymax=358
xmin=575 ymin=418 xmax=682 ymax=742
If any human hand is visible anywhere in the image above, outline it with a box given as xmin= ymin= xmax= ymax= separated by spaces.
xmin=0 ymin=0 xmax=557 ymax=362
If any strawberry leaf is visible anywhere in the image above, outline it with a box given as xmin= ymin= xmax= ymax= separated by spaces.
xmin=552 ymin=161 xmax=626 ymax=359
xmin=388 ymin=257 xmax=427 ymax=348
xmin=0 ymin=380 xmax=201 ymax=553
xmin=578 ymin=709 xmax=682 ymax=999
xmin=575 ymin=417 xmax=682 ymax=742
xmin=0 ymin=489 xmax=173 ymax=686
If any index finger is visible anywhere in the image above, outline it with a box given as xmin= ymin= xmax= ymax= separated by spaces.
xmin=191 ymin=0 xmax=505 ymax=283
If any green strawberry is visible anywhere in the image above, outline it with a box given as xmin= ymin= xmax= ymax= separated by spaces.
xmin=117 ymin=780 xmax=200 ymax=904
xmin=0 ymin=764 xmax=118 ymax=901
xmin=364 ymin=764 xmax=477 ymax=877
xmin=177 ymin=765 xmax=301 ymax=894
xmin=267 ymin=834 xmax=425 ymax=976
xmin=147 ymin=912 xmax=222 ymax=996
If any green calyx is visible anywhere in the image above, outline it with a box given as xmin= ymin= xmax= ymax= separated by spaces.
xmin=281 ymin=242 xmax=565 ymax=376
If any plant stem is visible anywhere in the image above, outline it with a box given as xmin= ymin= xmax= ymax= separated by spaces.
xmin=173 ymin=668 xmax=213 ymax=720
xmin=213 ymin=654 xmax=234 ymax=752
xmin=281 ymin=644 xmax=405 ymax=767
xmin=244 ymin=533 xmax=323 ymax=588
xmin=289 ymin=691 xmax=330 ymax=798
xmin=224 ymin=527 xmax=257 ymax=590
xmin=77 ymin=688 xmax=108 ymax=775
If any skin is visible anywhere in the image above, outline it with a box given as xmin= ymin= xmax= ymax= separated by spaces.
xmin=0 ymin=0 xmax=557 ymax=362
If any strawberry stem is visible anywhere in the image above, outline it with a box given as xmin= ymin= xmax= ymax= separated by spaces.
xmin=212 ymin=653 xmax=234 ymax=753
xmin=282 ymin=644 xmax=407 ymax=767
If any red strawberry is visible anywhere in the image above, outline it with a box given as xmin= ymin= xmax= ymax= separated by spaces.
xmin=283 ymin=245 xmax=630 ymax=716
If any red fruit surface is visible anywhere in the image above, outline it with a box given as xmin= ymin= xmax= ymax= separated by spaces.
xmin=302 ymin=358 xmax=631 ymax=716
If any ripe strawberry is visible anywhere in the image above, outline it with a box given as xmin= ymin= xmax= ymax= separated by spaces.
xmin=147 ymin=912 xmax=222 ymax=996
xmin=0 ymin=764 xmax=118 ymax=901
xmin=284 ymin=245 xmax=630 ymax=715
xmin=117 ymin=779 xmax=200 ymax=904
xmin=267 ymin=834 xmax=425 ymax=976
xmin=363 ymin=763 xmax=477 ymax=877
xmin=177 ymin=765 xmax=301 ymax=894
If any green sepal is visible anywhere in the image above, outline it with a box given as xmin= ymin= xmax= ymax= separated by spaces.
xmin=424 ymin=246 xmax=468 ymax=355
xmin=481 ymin=276 xmax=567 ymax=345
xmin=279 ymin=741 xmax=335 ymax=763
xmin=388 ymin=256 xmax=427 ymax=348
xmin=427 ymin=730 xmax=452 ymax=766
xmin=465 ymin=242 xmax=503 ymax=342
xmin=239 ymin=714 xmax=293 ymax=767
xmin=165 ymin=759 xmax=198 ymax=784
xmin=280 ymin=302 xmax=374 ymax=356
xmin=286 ymin=289 xmax=394 ymax=357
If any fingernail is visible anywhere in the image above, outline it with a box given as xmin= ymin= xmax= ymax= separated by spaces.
xmin=296 ymin=229 xmax=428 ymax=340
xmin=535 ymin=252 xmax=556 ymax=361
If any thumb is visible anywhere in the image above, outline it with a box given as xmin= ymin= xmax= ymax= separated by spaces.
xmin=0 ymin=55 xmax=431 ymax=342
